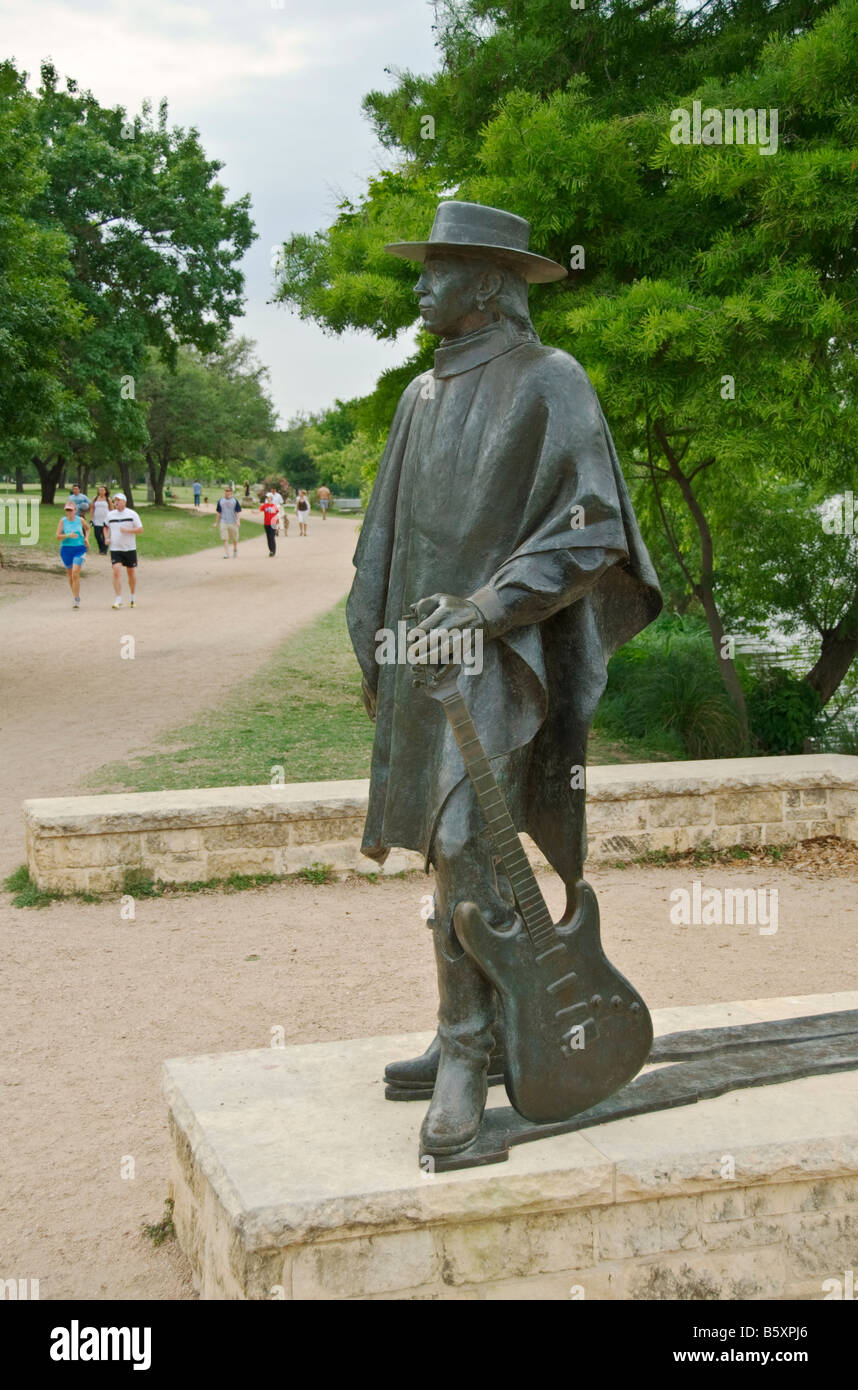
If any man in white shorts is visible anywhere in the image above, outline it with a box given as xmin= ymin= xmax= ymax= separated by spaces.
xmin=215 ymin=485 xmax=242 ymax=557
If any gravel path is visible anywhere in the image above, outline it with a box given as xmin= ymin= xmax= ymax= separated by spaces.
xmin=2 ymin=860 xmax=857 ymax=1300
xmin=0 ymin=514 xmax=360 ymax=877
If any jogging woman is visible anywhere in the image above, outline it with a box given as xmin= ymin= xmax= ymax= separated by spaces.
xmin=56 ymin=501 xmax=89 ymax=609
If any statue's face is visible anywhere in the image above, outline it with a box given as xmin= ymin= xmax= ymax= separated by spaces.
xmin=415 ymin=254 xmax=490 ymax=337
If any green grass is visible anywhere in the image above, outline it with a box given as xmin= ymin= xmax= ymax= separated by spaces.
xmin=91 ymin=599 xmax=376 ymax=792
xmin=610 ymin=841 xmax=788 ymax=870
xmin=296 ymin=862 xmax=337 ymax=885
xmin=88 ymin=597 xmax=656 ymax=795
xmin=4 ymin=862 xmax=342 ymax=909
xmin=142 ymin=1198 xmax=175 ymax=1248
xmin=2 ymin=499 xmax=262 ymax=563
xmin=586 ymin=730 xmax=675 ymax=765
xmin=3 ymin=865 xmax=99 ymax=908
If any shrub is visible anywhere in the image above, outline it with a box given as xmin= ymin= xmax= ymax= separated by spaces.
xmin=747 ymin=668 xmax=821 ymax=754
xmin=595 ymin=614 xmax=747 ymax=759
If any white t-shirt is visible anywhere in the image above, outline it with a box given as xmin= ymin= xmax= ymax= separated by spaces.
xmin=273 ymin=492 xmax=283 ymax=508
xmin=92 ymin=499 xmax=110 ymax=525
xmin=107 ymin=507 xmax=142 ymax=552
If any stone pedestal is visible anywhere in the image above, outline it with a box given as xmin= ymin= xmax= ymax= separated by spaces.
xmin=164 ymin=993 xmax=858 ymax=1300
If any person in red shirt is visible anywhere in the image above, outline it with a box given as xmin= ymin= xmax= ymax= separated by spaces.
xmin=260 ymin=493 xmax=280 ymax=557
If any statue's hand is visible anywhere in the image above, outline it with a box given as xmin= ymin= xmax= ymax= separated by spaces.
xmin=361 ymin=675 xmax=377 ymax=722
xmin=410 ymin=593 xmax=484 ymax=664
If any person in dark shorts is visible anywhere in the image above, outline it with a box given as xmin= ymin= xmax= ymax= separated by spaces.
xmin=107 ymin=491 xmax=143 ymax=608
xmin=89 ymin=485 xmax=111 ymax=554
xmin=260 ymin=493 xmax=279 ymax=556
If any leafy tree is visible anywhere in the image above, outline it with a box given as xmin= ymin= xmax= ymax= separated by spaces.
xmin=139 ymin=339 xmax=275 ymax=504
xmin=0 ymin=63 xmax=83 ymax=457
xmin=277 ymin=1 xmax=840 ymax=350
xmin=275 ymin=0 xmax=858 ymax=736
xmin=718 ymin=479 xmax=858 ymax=709
xmin=298 ymin=398 xmax=381 ymax=497
xmin=275 ymin=418 xmax=319 ymax=491
xmin=5 ymin=60 xmax=254 ymax=502
xmin=364 ymin=0 xmax=838 ymax=183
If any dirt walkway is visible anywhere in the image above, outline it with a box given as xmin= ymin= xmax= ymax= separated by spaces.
xmin=1 ymin=861 xmax=856 ymax=1299
xmin=0 ymin=516 xmax=360 ymax=877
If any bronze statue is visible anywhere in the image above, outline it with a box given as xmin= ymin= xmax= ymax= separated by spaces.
xmin=347 ymin=201 xmax=662 ymax=1161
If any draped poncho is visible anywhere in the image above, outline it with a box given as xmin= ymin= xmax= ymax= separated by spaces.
xmin=347 ymin=319 xmax=661 ymax=881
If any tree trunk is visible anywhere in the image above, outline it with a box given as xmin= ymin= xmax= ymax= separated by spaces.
xmin=653 ymin=426 xmax=751 ymax=747
xmin=33 ymin=454 xmax=65 ymax=505
xmin=146 ymin=448 xmax=168 ymax=506
xmin=15 ymin=466 xmax=24 ymax=494
xmin=118 ymin=461 xmax=135 ymax=510
xmin=805 ymin=589 xmax=858 ymax=707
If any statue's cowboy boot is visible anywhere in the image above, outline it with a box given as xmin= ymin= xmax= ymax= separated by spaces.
xmin=384 ymin=889 xmax=504 ymax=1099
xmin=418 ymin=910 xmax=495 ymax=1157
xmin=384 ymin=1029 xmax=505 ymax=1099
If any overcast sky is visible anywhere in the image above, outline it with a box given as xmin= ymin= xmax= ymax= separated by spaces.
xmin=3 ymin=0 xmax=441 ymax=425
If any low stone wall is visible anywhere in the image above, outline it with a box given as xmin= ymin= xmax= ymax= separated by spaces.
xmin=23 ymin=754 xmax=858 ymax=894
xmin=164 ymin=993 xmax=858 ymax=1300
xmin=584 ymin=753 xmax=858 ymax=859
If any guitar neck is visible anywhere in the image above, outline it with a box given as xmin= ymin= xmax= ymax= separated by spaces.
xmin=439 ymin=688 xmax=556 ymax=953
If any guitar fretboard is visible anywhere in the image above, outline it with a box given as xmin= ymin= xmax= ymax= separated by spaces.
xmin=440 ymin=688 xmax=557 ymax=954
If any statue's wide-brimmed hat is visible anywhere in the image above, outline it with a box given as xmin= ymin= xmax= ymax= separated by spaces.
xmin=384 ymin=201 xmax=567 ymax=284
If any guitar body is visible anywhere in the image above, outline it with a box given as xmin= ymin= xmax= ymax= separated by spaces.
xmin=408 ymin=629 xmax=653 ymax=1132
xmin=455 ymin=881 xmax=652 ymax=1124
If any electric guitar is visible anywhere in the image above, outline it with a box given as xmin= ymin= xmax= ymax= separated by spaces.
xmin=412 ymin=644 xmax=653 ymax=1125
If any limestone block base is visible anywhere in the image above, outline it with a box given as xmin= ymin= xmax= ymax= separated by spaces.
xmin=164 ymin=992 xmax=858 ymax=1300
xmin=25 ymin=756 xmax=858 ymax=892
